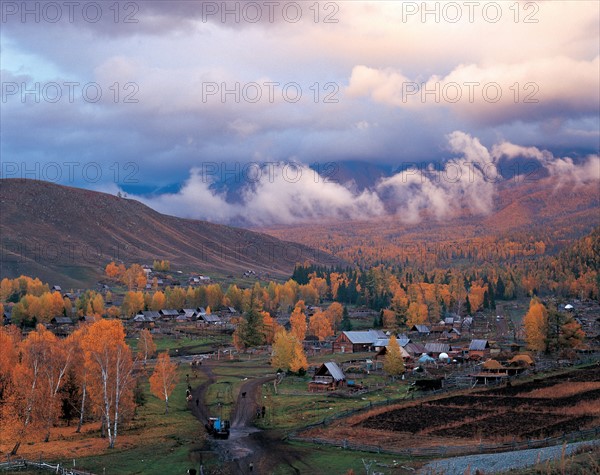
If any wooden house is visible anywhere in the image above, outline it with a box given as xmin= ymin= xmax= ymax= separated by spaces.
xmin=424 ymin=342 xmax=450 ymax=358
xmin=332 ymin=330 xmax=386 ymax=353
xmin=308 ymin=362 xmax=346 ymax=392
xmin=410 ymin=324 xmax=430 ymax=336
xmin=468 ymin=339 xmax=490 ymax=359
xmin=160 ymin=309 xmax=179 ymax=320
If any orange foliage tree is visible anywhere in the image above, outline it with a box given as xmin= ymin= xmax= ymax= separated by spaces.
xmin=309 ymin=311 xmax=333 ymax=341
xmin=149 ymin=352 xmax=179 ymax=414
xmin=82 ymin=319 xmax=136 ymax=449
xmin=289 ymin=304 xmax=307 ymax=342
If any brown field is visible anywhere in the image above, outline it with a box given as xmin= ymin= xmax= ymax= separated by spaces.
xmin=302 ymin=365 xmax=600 ymax=449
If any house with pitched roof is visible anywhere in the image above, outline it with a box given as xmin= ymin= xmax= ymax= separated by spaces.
xmin=332 ymin=329 xmax=386 ymax=353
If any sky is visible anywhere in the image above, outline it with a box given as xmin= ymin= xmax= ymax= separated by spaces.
xmin=1 ymin=1 xmax=599 ymax=225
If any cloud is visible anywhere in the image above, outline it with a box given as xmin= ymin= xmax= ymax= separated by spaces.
xmin=116 ymin=132 xmax=598 ymax=226
xmin=492 ymin=142 xmax=600 ymax=184
xmin=346 ymin=56 xmax=600 ymax=124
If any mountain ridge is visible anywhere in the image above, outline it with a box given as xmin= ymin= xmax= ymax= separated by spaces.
xmin=0 ymin=179 xmax=340 ymax=287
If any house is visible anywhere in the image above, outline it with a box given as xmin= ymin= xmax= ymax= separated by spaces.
xmin=410 ymin=324 xmax=430 ymax=335
xmin=404 ymin=342 xmax=427 ymax=357
xmin=189 ymin=277 xmax=200 ymax=286
xmin=3 ymin=307 xmax=12 ymax=326
xmin=142 ymin=310 xmax=161 ymax=321
xmin=79 ymin=315 xmax=96 ymax=323
xmin=159 ymin=309 xmax=179 ymax=320
xmin=51 ymin=285 xmax=62 ymax=292
xmin=180 ymin=308 xmax=197 ymax=319
xmin=196 ymin=307 xmax=207 ymax=316
xmin=375 ymin=341 xmax=410 ymax=360
xmin=397 ymin=333 xmax=411 ymax=347
xmin=468 ymin=339 xmax=490 ymax=359
xmin=308 ymin=362 xmax=346 ymax=392
xmin=424 ymin=342 xmax=450 ymax=358
xmin=461 ymin=317 xmax=474 ymax=330
xmin=332 ymin=330 xmax=386 ymax=353
xmin=51 ymin=316 xmax=73 ymax=325
xmin=198 ymin=314 xmax=222 ymax=325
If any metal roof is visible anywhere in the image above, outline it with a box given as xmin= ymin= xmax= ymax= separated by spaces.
xmin=424 ymin=342 xmax=450 ymax=353
xmin=372 ymin=338 xmax=389 ymax=347
xmin=322 ymin=362 xmax=345 ymax=381
xmin=404 ymin=342 xmax=427 ymax=355
xmin=469 ymin=339 xmax=489 ymax=351
xmin=342 ymin=329 xmax=386 ymax=344
xmin=201 ymin=314 xmax=221 ymax=323
xmin=412 ymin=325 xmax=430 ymax=333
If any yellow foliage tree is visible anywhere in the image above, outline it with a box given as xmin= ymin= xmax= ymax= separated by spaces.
xmin=523 ymin=298 xmax=548 ymax=352
xmin=383 ymin=335 xmax=405 ymax=379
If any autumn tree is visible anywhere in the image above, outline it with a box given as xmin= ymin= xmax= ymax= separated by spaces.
xmin=150 ymin=291 xmax=166 ymax=311
xmin=290 ymin=338 xmax=308 ymax=374
xmin=383 ymin=335 xmax=405 ymax=379
xmin=68 ymin=326 xmax=89 ymax=433
xmin=271 ymin=329 xmax=307 ymax=374
xmin=122 ymin=291 xmax=144 ymax=317
xmin=309 ymin=311 xmax=333 ymax=341
xmin=289 ymin=304 xmax=307 ymax=341
xmin=105 ymin=262 xmax=124 ymax=279
xmin=149 ymin=352 xmax=179 ymax=414
xmin=7 ymin=325 xmax=68 ymax=453
xmin=406 ymin=302 xmax=428 ymax=328
xmin=262 ymin=312 xmax=280 ymax=345
xmin=523 ymin=298 xmax=548 ymax=352
xmin=82 ymin=319 xmax=136 ymax=449
xmin=271 ymin=329 xmax=294 ymax=371
xmin=546 ymin=306 xmax=586 ymax=352
xmin=138 ymin=329 xmax=157 ymax=366
xmin=324 ymin=302 xmax=344 ymax=331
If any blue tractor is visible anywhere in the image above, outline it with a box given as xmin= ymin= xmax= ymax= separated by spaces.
xmin=205 ymin=417 xmax=230 ymax=439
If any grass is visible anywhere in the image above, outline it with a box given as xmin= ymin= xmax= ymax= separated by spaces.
xmin=271 ymin=441 xmax=416 ymax=474
xmin=66 ymin=365 xmax=214 ymax=475
xmin=128 ymin=334 xmax=229 ymax=356
xmin=255 ymin=373 xmax=411 ymax=431
xmin=501 ymin=443 xmax=600 ymax=474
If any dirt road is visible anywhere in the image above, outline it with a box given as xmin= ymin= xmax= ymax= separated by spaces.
xmin=191 ymin=362 xmax=313 ymax=474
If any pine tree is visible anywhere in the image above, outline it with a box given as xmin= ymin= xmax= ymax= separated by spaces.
xmin=340 ymin=306 xmax=352 ymax=331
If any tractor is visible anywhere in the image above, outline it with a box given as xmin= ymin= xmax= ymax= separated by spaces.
xmin=205 ymin=417 xmax=230 ymax=439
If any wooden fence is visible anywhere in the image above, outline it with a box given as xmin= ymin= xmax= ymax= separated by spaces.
xmin=0 ymin=457 xmax=96 ymax=474
xmin=288 ymin=426 xmax=600 ymax=459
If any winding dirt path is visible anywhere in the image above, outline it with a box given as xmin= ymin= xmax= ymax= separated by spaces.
xmin=190 ymin=362 xmax=313 ymax=474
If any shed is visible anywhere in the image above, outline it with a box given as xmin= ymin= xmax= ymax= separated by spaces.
xmin=308 ymin=362 xmax=346 ymax=392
